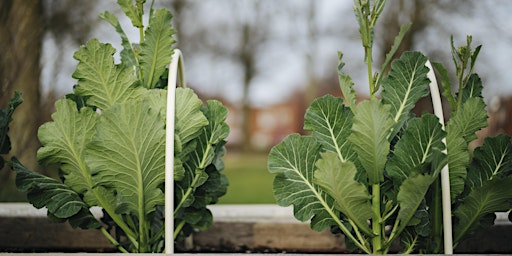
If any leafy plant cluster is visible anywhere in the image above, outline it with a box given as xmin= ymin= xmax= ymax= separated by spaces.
xmin=11 ymin=0 xmax=229 ymax=253
xmin=1 ymin=92 xmax=22 ymax=170
xmin=268 ymin=0 xmax=512 ymax=254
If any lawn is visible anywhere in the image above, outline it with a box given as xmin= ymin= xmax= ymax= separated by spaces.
xmin=218 ymin=152 xmax=276 ymax=204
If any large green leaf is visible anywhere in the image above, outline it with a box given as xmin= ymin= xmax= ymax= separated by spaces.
xmin=445 ymin=129 xmax=468 ymax=201
xmin=381 ymin=51 xmax=430 ymax=130
xmin=139 ymin=8 xmax=176 ymax=89
xmin=177 ymin=100 xmax=228 ymax=194
xmin=448 ymin=97 xmax=488 ymax=143
xmin=175 ymin=88 xmax=209 ymax=147
xmin=348 ymin=99 xmax=394 ymax=184
xmin=175 ymin=100 xmax=229 ymax=238
xmin=465 ymin=134 xmax=512 ymax=189
xmin=37 ymin=99 xmax=97 ymax=198
xmin=453 ymin=177 xmax=512 ymax=244
xmin=304 ymin=94 xmax=355 ymax=163
xmin=386 ymin=114 xmax=446 ymax=183
xmin=86 ymin=95 xmax=165 ymax=218
xmin=72 ymin=39 xmax=143 ymax=110
xmin=314 ymin=152 xmax=373 ymax=235
xmin=268 ymin=134 xmax=339 ymax=231
xmin=395 ymin=174 xmax=436 ymax=238
xmin=12 ymin=158 xmax=101 ymax=229
xmin=446 ymin=97 xmax=488 ymax=200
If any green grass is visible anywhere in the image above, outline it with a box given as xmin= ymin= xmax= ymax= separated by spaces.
xmin=218 ymin=153 xmax=276 ymax=204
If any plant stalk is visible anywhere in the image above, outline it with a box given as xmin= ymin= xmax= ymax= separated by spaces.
xmin=100 ymin=226 xmax=129 ymax=253
xmin=371 ymin=183 xmax=382 ymax=253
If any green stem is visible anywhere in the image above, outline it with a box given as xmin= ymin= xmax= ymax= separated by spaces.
xmin=100 ymin=227 xmax=130 ymax=253
xmin=431 ymin=178 xmax=444 ymax=253
xmin=137 ymin=1 xmax=144 ymax=44
xmin=174 ymin=144 xmax=213 ymax=216
xmin=367 ymin=46 xmax=375 ymax=99
xmin=371 ymin=183 xmax=382 ymax=254
xmin=174 ymin=220 xmax=186 ymax=240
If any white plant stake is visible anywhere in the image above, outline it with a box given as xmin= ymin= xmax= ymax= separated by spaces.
xmin=165 ymin=49 xmax=186 ymax=254
xmin=425 ymin=60 xmax=453 ymax=254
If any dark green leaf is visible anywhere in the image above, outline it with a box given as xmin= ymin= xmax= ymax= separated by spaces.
xmin=453 ymin=177 xmax=512 ymax=244
xmin=12 ymin=158 xmax=101 ymax=229
xmin=396 ymin=174 xmax=436 ymax=238
xmin=466 ymin=134 xmax=512 ymax=188
xmin=459 ymin=73 xmax=483 ymax=103
xmin=381 ymin=51 xmax=430 ymax=132
xmin=304 ymin=94 xmax=356 ymax=163
xmin=386 ymin=114 xmax=446 ymax=183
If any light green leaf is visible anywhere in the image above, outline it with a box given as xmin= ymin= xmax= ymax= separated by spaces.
xmin=86 ymin=97 xmax=165 ymax=218
xmin=446 ymin=128 xmax=468 ymax=200
xmin=453 ymin=177 xmax=512 ymax=244
xmin=395 ymin=174 xmax=436 ymax=237
xmin=304 ymin=94 xmax=355 ymax=163
xmin=139 ymin=8 xmax=176 ymax=89
xmin=99 ymin=11 xmax=138 ymax=69
xmin=337 ymin=52 xmax=357 ymax=112
xmin=314 ymin=152 xmax=373 ymax=235
xmin=448 ymin=97 xmax=488 ymax=143
xmin=175 ymin=88 xmax=208 ymax=147
xmin=117 ymin=0 xmax=143 ymax=28
xmin=268 ymin=134 xmax=340 ymax=231
xmin=348 ymin=99 xmax=393 ymax=184
xmin=37 ymin=99 xmax=97 ymax=198
xmin=381 ymin=51 xmax=430 ymax=131
xmin=386 ymin=114 xmax=446 ymax=183
xmin=466 ymin=134 xmax=512 ymax=189
xmin=72 ymin=39 xmax=143 ymax=110
xmin=202 ymin=100 xmax=230 ymax=145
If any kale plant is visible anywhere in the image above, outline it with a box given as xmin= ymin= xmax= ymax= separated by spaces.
xmin=11 ymin=0 xmax=229 ymax=253
xmin=1 ymin=92 xmax=22 ymax=169
xmin=268 ymin=0 xmax=512 ymax=254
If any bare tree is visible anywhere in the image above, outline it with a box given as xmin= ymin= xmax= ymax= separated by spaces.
xmin=0 ymin=0 xmax=98 ymax=201
xmin=0 ymin=0 xmax=44 ymax=201
xmin=173 ymin=1 xmax=278 ymax=151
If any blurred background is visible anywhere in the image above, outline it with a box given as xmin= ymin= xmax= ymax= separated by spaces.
xmin=1 ymin=0 xmax=511 ymax=203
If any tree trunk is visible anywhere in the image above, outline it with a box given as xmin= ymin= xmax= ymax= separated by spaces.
xmin=0 ymin=0 xmax=44 ymax=201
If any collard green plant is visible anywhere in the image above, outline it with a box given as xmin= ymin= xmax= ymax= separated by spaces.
xmin=11 ymin=1 xmax=229 ymax=253
xmin=0 ymin=92 xmax=22 ymax=169
xmin=268 ymin=0 xmax=512 ymax=254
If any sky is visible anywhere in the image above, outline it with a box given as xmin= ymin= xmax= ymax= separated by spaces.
xmin=40 ymin=1 xmax=512 ymax=108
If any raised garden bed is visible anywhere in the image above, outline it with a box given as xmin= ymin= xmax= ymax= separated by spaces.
xmin=0 ymin=203 xmax=510 ymax=253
